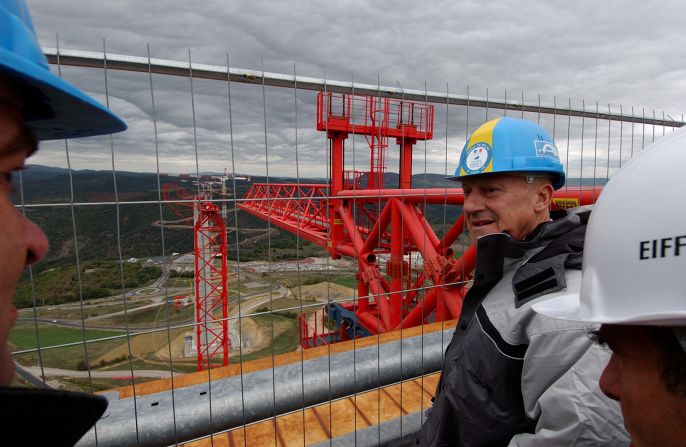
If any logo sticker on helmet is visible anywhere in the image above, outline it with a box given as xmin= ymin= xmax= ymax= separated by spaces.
xmin=463 ymin=142 xmax=492 ymax=174
xmin=534 ymin=140 xmax=559 ymax=158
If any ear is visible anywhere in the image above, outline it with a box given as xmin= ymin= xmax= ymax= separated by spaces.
xmin=534 ymin=182 xmax=554 ymax=212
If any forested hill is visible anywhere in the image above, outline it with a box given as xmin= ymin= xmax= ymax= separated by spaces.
xmin=12 ymin=165 xmax=605 ymax=272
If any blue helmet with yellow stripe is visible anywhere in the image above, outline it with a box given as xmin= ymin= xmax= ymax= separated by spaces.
xmin=450 ymin=117 xmax=565 ymax=190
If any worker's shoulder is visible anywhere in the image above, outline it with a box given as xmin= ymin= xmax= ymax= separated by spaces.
xmin=481 ymin=268 xmax=587 ymax=344
xmin=523 ymin=273 xmax=590 ymax=336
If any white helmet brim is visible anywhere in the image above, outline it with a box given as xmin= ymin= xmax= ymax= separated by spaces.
xmin=533 ymin=293 xmax=686 ymax=326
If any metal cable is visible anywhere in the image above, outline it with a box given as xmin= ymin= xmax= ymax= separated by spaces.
xmin=350 ymin=71 xmax=361 ymax=446
xmin=147 ymin=42 xmax=180 ymax=446
xmin=629 ymin=106 xmax=636 ymax=159
xmin=580 ymin=100 xmax=586 ymax=198
xmin=652 ymin=110 xmax=656 ymax=143
xmin=103 ymin=38 xmax=141 ymax=444
xmin=605 ymin=104 xmax=612 ymax=181
xmin=225 ymin=51 xmax=249 ymax=447
xmin=503 ymin=89 xmax=507 ymax=117
xmin=292 ymin=62 xmax=306 ymax=447
xmin=537 ymin=94 xmax=541 ymax=125
xmin=258 ymin=58 xmax=280 ymax=445
xmin=552 ymin=96 xmax=557 ymax=141
xmin=641 ymin=108 xmax=646 ymax=150
xmin=17 ymin=170 xmax=47 ymax=386
xmin=192 ymin=47 xmax=216 ymax=447
xmin=55 ymin=34 xmax=99 ymax=443
xmin=592 ymin=102 xmax=599 ymax=200
xmin=619 ymin=105 xmax=624 ymax=168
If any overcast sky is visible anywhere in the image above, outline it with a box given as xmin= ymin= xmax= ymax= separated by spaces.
xmin=25 ymin=0 xmax=686 ymax=179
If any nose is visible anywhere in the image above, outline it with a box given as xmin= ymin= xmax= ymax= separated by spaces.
xmin=22 ymin=215 xmax=48 ymax=265
xmin=599 ymin=353 xmax=621 ymax=401
xmin=463 ymin=191 xmax=485 ymax=215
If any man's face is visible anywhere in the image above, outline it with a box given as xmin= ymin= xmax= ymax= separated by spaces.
xmin=598 ymin=325 xmax=686 ymax=447
xmin=0 ymin=83 xmax=49 ymax=385
xmin=461 ymin=174 xmax=552 ymax=244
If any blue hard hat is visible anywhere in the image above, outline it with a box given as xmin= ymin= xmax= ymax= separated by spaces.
xmin=0 ymin=0 xmax=126 ymax=140
xmin=449 ymin=117 xmax=566 ymax=190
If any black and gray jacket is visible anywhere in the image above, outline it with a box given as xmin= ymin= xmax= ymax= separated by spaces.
xmin=418 ymin=209 xmax=628 ymax=446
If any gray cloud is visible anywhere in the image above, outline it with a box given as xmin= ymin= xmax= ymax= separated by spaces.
xmin=25 ymin=0 xmax=685 ymax=178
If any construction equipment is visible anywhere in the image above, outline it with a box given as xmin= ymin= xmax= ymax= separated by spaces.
xmin=240 ymin=92 xmax=601 ymax=347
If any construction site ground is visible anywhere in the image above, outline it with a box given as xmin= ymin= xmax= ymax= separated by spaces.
xmin=13 ymin=255 xmax=359 ymax=390
xmin=91 ymin=279 xmax=358 ymax=372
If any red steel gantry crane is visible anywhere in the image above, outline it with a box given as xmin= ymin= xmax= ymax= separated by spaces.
xmin=239 ymin=92 xmax=601 ymax=347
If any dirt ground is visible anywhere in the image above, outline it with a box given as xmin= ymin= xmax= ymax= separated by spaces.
xmin=233 ymin=318 xmax=263 ymax=350
xmin=92 ymin=327 xmax=187 ymax=365
xmin=289 ymin=283 xmax=355 ymax=303
xmin=94 ymin=282 xmax=355 ymax=366
xmin=95 ymin=316 xmax=292 ymax=364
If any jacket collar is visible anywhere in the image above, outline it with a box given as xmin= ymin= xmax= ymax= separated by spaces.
xmin=469 ymin=208 xmax=589 ymax=308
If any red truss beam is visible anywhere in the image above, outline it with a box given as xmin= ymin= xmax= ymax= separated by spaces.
xmin=239 ymin=184 xmax=602 ymax=336
xmin=239 ymin=183 xmax=331 ymax=247
xmin=194 ymin=202 xmax=229 ymax=371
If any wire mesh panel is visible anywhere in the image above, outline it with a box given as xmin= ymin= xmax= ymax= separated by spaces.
xmin=9 ymin=44 xmax=684 ymax=446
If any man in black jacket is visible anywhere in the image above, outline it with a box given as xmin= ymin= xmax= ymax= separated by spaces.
xmin=417 ymin=117 xmax=628 ymax=446
xmin=0 ymin=0 xmax=126 ymax=444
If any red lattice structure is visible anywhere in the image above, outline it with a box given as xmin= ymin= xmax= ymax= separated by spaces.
xmin=240 ymin=92 xmax=601 ymax=346
xmin=194 ymin=202 xmax=229 ymax=370
xmin=298 ymin=308 xmax=339 ymax=348
xmin=162 ymin=181 xmax=230 ymax=370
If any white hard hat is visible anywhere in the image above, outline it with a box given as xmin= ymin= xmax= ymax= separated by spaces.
xmin=532 ymin=126 xmax=686 ymax=326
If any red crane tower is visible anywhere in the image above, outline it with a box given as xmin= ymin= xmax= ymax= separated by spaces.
xmin=239 ymin=92 xmax=601 ymax=347
xmin=162 ymin=183 xmax=230 ymax=370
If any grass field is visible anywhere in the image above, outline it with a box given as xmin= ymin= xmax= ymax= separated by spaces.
xmin=100 ymin=357 xmax=198 ymax=375
xmin=13 ymin=336 xmax=126 ymax=371
xmin=10 ymin=322 xmax=124 ymax=352
xmin=93 ymin=302 xmax=195 ymax=327
xmin=331 ymin=275 xmax=357 ymax=288
xmin=255 ymin=298 xmax=319 ymax=315
xmin=228 ymin=278 xmax=273 ymax=294
xmin=18 ymin=299 xmax=157 ymax=320
xmin=166 ymin=277 xmax=193 ymax=288
xmin=57 ymin=376 xmax=163 ymax=393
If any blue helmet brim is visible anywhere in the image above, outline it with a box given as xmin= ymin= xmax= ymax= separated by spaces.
xmin=446 ymin=170 xmax=565 ymax=190
xmin=0 ymin=46 xmax=126 ymax=141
